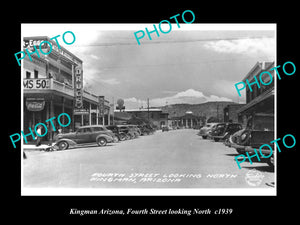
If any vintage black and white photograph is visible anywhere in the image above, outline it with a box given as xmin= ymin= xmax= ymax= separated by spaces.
xmin=21 ymin=23 xmax=276 ymax=195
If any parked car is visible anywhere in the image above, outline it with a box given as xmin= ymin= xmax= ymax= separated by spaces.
xmin=138 ymin=124 xmax=154 ymax=135
xmin=117 ymin=125 xmax=137 ymax=139
xmin=229 ymin=113 xmax=274 ymax=167
xmin=162 ymin=125 xmax=169 ymax=132
xmin=198 ymin=123 xmax=218 ymax=139
xmin=53 ymin=125 xmax=116 ymax=150
xmin=207 ymin=123 xmax=224 ymax=139
xmin=127 ymin=124 xmax=142 ymax=136
xmin=105 ymin=125 xmax=127 ymax=141
xmin=211 ymin=123 xmax=243 ymax=142
xmin=224 ymin=128 xmax=246 ymax=154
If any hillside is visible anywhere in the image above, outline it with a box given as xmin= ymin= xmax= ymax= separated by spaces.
xmin=160 ymin=101 xmax=238 ymax=120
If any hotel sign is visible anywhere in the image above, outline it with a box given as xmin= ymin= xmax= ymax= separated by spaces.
xmin=23 ymin=79 xmax=50 ymax=89
xmin=98 ymin=96 xmax=105 ymax=117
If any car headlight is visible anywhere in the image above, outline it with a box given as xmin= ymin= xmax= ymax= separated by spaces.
xmin=241 ymin=133 xmax=247 ymax=141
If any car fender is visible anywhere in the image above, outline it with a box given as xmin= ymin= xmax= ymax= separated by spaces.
xmin=55 ymin=138 xmax=77 ymax=146
xmin=96 ymin=134 xmax=113 ymax=141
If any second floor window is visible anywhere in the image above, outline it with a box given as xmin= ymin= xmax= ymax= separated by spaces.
xmin=26 ymin=71 xmax=31 ymax=79
xmin=34 ymin=70 xmax=38 ymax=78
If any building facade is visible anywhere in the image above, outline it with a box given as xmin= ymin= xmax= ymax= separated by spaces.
xmin=23 ymin=36 xmax=110 ymax=142
xmin=223 ymin=104 xmax=245 ymax=123
xmin=236 ymin=61 xmax=275 ymax=123
xmin=170 ymin=111 xmax=205 ymax=129
xmin=114 ymin=108 xmax=168 ymax=128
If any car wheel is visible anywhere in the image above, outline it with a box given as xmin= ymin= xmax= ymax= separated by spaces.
xmin=214 ymin=138 xmax=219 ymax=142
xmin=113 ymin=136 xmax=119 ymax=142
xmin=97 ymin=137 xmax=107 ymax=147
xmin=58 ymin=141 xmax=69 ymax=150
xmin=202 ymin=136 xmax=207 ymax=139
xmin=120 ymin=133 xmax=126 ymax=141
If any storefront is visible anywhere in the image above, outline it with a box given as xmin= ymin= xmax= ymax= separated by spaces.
xmin=170 ymin=111 xmax=204 ymax=129
xmin=236 ymin=61 xmax=275 ymax=124
xmin=22 ymin=36 xmax=111 ymax=143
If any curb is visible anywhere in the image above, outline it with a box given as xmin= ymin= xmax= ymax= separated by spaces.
xmin=23 ymin=144 xmax=55 ymax=151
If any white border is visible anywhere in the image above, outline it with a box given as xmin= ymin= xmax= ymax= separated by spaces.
xmin=21 ymin=23 xmax=277 ymax=196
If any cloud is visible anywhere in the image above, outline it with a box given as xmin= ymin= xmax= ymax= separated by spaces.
xmin=100 ymin=78 xmax=120 ymax=85
xmin=124 ymin=89 xmax=233 ymax=109
xmin=90 ymin=54 xmax=100 ymax=60
xmin=204 ymin=37 xmax=275 ymax=58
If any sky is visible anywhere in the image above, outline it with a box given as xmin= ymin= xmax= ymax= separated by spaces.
xmin=22 ymin=24 xmax=276 ymax=109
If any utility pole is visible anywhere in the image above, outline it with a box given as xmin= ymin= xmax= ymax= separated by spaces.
xmin=112 ymin=97 xmax=114 ymax=125
xmin=147 ymin=98 xmax=150 ymax=122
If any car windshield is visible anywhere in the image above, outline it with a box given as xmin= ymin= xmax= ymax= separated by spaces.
xmin=216 ymin=124 xmax=226 ymax=129
xmin=91 ymin=126 xmax=107 ymax=132
xmin=228 ymin=124 xmax=242 ymax=129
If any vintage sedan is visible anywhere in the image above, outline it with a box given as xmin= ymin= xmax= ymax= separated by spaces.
xmin=229 ymin=113 xmax=274 ymax=167
xmin=211 ymin=123 xmax=243 ymax=142
xmin=117 ymin=125 xmax=137 ymax=139
xmin=105 ymin=125 xmax=127 ymax=141
xmin=53 ymin=125 xmax=116 ymax=150
xmin=198 ymin=123 xmax=218 ymax=139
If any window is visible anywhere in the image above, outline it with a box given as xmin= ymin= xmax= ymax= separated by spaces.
xmin=34 ymin=70 xmax=38 ymax=78
xmin=92 ymin=127 xmax=104 ymax=132
xmin=77 ymin=128 xmax=92 ymax=133
xmin=26 ymin=71 xmax=31 ymax=79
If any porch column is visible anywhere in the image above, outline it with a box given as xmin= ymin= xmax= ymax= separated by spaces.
xmin=96 ymin=105 xmax=99 ymax=125
xmin=89 ymin=102 xmax=91 ymax=125
xmin=108 ymin=107 xmax=110 ymax=125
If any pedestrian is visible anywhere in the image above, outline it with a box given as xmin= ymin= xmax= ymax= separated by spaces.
xmin=36 ymin=124 xmax=42 ymax=147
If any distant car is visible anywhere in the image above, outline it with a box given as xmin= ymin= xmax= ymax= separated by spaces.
xmin=127 ymin=124 xmax=142 ymax=136
xmin=53 ymin=125 xmax=116 ymax=150
xmin=117 ymin=125 xmax=138 ymax=139
xmin=162 ymin=125 xmax=169 ymax=132
xmin=105 ymin=125 xmax=127 ymax=141
xmin=229 ymin=113 xmax=274 ymax=167
xmin=138 ymin=124 xmax=154 ymax=135
xmin=198 ymin=123 xmax=218 ymax=139
xmin=211 ymin=123 xmax=243 ymax=142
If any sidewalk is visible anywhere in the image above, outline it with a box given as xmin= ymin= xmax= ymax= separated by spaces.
xmin=23 ymin=141 xmax=55 ymax=151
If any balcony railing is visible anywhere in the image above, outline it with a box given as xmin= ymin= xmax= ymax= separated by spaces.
xmin=23 ymin=78 xmax=101 ymax=104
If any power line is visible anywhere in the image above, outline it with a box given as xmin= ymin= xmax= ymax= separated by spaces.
xmin=68 ymin=36 xmax=274 ymax=47
xmin=94 ymin=56 xmax=274 ymax=70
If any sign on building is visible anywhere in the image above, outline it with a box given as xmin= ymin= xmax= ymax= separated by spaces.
xmin=98 ymin=96 xmax=105 ymax=117
xmin=23 ymin=79 xmax=50 ymax=89
xmin=74 ymin=66 xmax=88 ymax=115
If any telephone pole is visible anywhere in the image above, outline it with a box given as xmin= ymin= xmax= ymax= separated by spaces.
xmin=147 ymin=98 xmax=150 ymax=122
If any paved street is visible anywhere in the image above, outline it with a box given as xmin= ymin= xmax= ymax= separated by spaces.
xmin=23 ymin=129 xmax=275 ymax=189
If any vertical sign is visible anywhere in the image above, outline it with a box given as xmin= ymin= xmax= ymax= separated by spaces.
xmin=74 ymin=66 xmax=83 ymax=109
xmin=99 ymin=96 xmax=105 ymax=117
xmin=74 ymin=66 xmax=88 ymax=115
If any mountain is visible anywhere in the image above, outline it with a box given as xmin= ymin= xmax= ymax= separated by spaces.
xmin=159 ymin=101 xmax=238 ymax=120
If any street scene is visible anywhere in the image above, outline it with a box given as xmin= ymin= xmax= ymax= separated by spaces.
xmin=21 ymin=24 xmax=276 ymax=194
xmin=23 ymin=129 xmax=274 ymax=189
